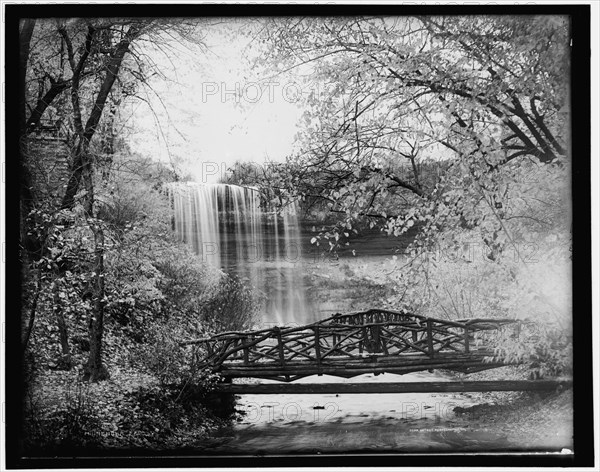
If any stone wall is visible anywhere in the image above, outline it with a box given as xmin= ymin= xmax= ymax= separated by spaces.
xmin=26 ymin=136 xmax=71 ymax=204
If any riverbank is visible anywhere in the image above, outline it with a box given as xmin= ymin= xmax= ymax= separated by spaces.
xmin=452 ymin=386 xmax=573 ymax=451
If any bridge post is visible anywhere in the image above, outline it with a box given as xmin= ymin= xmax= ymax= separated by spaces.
xmin=371 ymin=325 xmax=381 ymax=353
xmin=314 ymin=325 xmax=322 ymax=368
xmin=242 ymin=335 xmax=250 ymax=365
xmin=361 ymin=326 xmax=369 ymax=354
xmin=464 ymin=327 xmax=470 ymax=353
xmin=274 ymin=327 xmax=285 ymax=365
xmin=426 ymin=319 xmax=435 ymax=358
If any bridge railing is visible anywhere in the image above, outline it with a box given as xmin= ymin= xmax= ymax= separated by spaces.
xmin=180 ymin=309 xmax=520 ymax=372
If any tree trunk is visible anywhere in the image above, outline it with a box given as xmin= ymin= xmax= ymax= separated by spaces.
xmin=19 ymin=20 xmax=36 ymax=135
xmin=19 ymin=19 xmax=40 ymax=259
xmin=61 ymin=24 xmax=141 ymax=211
xmin=53 ymin=278 xmax=72 ymax=369
xmin=22 ymin=266 xmax=42 ymax=354
xmin=82 ymin=224 xmax=109 ymax=381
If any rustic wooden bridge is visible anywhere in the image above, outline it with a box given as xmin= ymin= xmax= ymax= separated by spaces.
xmin=180 ymin=310 xmax=572 ymax=393
xmin=181 ymin=309 xmax=530 ymax=382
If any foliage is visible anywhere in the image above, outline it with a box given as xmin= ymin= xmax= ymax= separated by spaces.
xmin=253 ymin=15 xmax=569 ymax=248
xmin=132 ymin=319 xmax=218 ymax=387
xmin=23 ymin=379 xmax=103 ymax=453
xmin=491 ymin=324 xmax=572 ymax=379
xmin=116 ymin=384 xmax=225 ymax=448
xmin=199 ymin=274 xmax=261 ymax=333
xmin=22 ymin=370 xmax=228 ymax=453
xmin=21 ymin=151 xmax=260 ymax=451
xmin=23 ymin=204 xmax=104 ymax=370
xmin=20 ymin=17 xmax=212 ymax=381
xmin=23 ymin=148 xmax=260 ymax=366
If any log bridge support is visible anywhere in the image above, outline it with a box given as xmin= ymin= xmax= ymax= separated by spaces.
xmin=216 ymin=379 xmax=572 ymax=394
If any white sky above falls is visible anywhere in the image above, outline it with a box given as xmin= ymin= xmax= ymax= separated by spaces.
xmin=126 ymin=20 xmax=304 ymax=182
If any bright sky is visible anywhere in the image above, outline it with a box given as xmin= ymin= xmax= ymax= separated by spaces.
xmin=125 ymin=20 xmax=304 ymax=183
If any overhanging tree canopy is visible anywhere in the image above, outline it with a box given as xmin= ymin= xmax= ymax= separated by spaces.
xmin=253 ymin=15 xmax=570 ymax=255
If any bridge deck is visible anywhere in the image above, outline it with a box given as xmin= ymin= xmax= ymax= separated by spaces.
xmin=218 ymin=349 xmax=504 ymax=381
xmin=216 ymin=379 xmax=573 ymax=394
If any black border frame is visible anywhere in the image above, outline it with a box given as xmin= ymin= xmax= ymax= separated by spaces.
xmin=3 ymin=3 xmax=593 ymax=468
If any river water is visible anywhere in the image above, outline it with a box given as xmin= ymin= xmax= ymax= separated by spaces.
xmin=199 ymin=371 xmax=518 ymax=454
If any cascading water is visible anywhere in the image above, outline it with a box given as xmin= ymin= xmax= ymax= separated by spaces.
xmin=168 ymin=182 xmax=311 ymax=326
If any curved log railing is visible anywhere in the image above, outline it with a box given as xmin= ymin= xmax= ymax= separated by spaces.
xmin=180 ymin=309 xmax=522 ymax=381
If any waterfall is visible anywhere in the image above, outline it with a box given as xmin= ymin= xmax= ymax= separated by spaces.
xmin=168 ymin=182 xmax=310 ymax=326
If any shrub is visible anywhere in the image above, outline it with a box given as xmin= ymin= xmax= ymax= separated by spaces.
xmin=132 ymin=319 xmax=219 ymax=389
xmin=116 ymin=384 xmax=227 ymax=449
xmin=152 ymin=254 xmax=220 ymax=324
xmin=22 ymin=373 xmax=227 ymax=453
xmin=23 ymin=380 xmax=103 ymax=454
xmin=385 ymin=225 xmax=572 ymax=380
xmin=489 ymin=322 xmax=573 ymax=379
xmin=199 ymin=274 xmax=260 ymax=333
